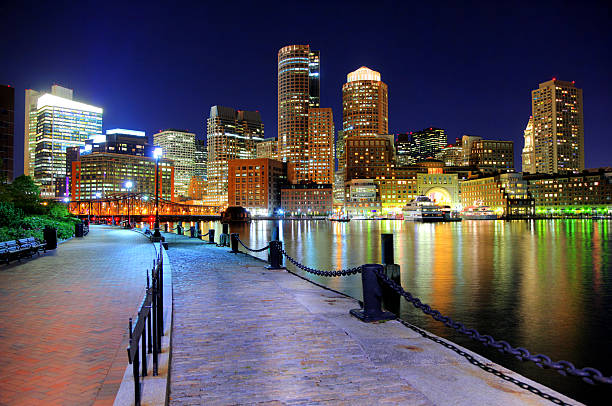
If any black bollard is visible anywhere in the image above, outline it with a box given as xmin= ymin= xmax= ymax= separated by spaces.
xmin=266 ymin=240 xmax=285 ymax=270
xmin=163 ymin=223 xmax=168 ymax=232
xmin=380 ymin=233 xmax=400 ymax=316
xmin=190 ymin=226 xmax=195 ymax=238
xmin=222 ymin=223 xmax=229 ymax=235
xmin=176 ymin=224 xmax=182 ymax=235
xmin=230 ymin=233 xmax=239 ymax=253
xmin=272 ymin=223 xmax=280 ymax=241
xmin=208 ymin=229 xmax=215 ymax=244
xmin=350 ymin=264 xmax=397 ymax=322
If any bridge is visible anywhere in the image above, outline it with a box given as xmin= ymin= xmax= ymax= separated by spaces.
xmin=68 ymin=193 xmax=222 ymax=222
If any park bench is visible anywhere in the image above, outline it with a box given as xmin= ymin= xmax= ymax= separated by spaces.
xmin=0 ymin=240 xmax=30 ymax=264
xmin=18 ymin=237 xmax=47 ymax=256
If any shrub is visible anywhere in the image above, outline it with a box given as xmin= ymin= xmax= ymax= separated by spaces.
xmin=0 ymin=201 xmax=25 ymax=228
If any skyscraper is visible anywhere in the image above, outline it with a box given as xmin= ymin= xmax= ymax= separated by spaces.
xmin=521 ymin=117 xmax=535 ymax=173
xmin=206 ymin=106 xmax=264 ymax=206
xmin=153 ymin=129 xmax=196 ymax=200
xmin=277 ymin=45 xmax=320 ymax=182
xmin=531 ymin=79 xmax=584 ymax=174
xmin=342 ymin=66 xmax=388 ymax=138
xmin=307 ymin=108 xmax=334 ymax=184
xmin=32 ymin=88 xmax=102 ymax=198
xmin=0 ymin=85 xmax=15 ymax=182
xmin=410 ymin=128 xmax=447 ymax=162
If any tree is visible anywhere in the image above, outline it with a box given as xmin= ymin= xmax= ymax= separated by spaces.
xmin=7 ymin=175 xmax=43 ymax=214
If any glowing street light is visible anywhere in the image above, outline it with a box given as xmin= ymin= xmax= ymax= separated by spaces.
xmin=125 ymin=180 xmax=133 ymax=228
xmin=153 ymin=147 xmax=163 ymax=241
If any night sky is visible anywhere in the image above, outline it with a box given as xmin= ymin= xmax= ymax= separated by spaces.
xmin=2 ymin=1 xmax=610 ymax=176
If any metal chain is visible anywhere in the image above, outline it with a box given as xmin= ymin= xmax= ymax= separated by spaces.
xmin=374 ymin=268 xmax=612 ymax=385
xmin=280 ymin=248 xmax=362 ymax=277
xmin=236 ymin=237 xmax=270 ymax=252
xmin=200 ymin=231 xmax=210 ymax=237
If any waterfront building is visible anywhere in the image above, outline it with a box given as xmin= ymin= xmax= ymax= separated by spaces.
xmin=188 ymin=176 xmax=207 ymax=200
xmin=85 ymin=129 xmax=150 ymax=156
xmin=395 ymin=133 xmax=414 ymax=166
xmin=153 ymin=129 xmax=196 ymax=201
xmin=378 ymin=176 xmax=419 ymax=214
xmin=308 ymin=107 xmax=334 ymax=184
xmin=345 ymin=134 xmax=395 ymax=181
xmin=0 ymin=85 xmax=14 ymax=182
xmin=206 ymin=106 xmax=264 ymax=206
xmin=194 ymin=139 xmax=207 ymax=180
xmin=521 ymin=117 xmax=535 ymax=173
xmin=335 ymin=130 xmax=347 ymax=202
xmin=256 ymin=137 xmax=278 ymax=159
xmin=417 ymin=172 xmax=460 ymax=209
xmin=344 ymin=179 xmax=381 ymax=217
xmin=531 ymin=79 xmax=584 ymax=174
xmin=342 ymin=66 xmax=388 ymax=138
xmin=469 ymin=139 xmax=514 ymax=173
xmin=461 ymin=135 xmax=482 ymax=166
xmin=228 ymin=158 xmax=294 ymax=215
xmin=33 ymin=88 xmax=103 ymax=198
xmin=71 ymin=152 xmax=174 ymax=201
xmin=460 ymin=173 xmax=534 ymax=217
xmin=409 ymin=128 xmax=447 ymax=162
xmin=525 ymin=168 xmax=612 ymax=216
xmin=277 ymin=45 xmax=320 ymax=182
xmin=281 ymin=183 xmax=333 ymax=216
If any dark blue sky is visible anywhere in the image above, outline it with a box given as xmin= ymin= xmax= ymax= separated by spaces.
xmin=2 ymin=1 xmax=610 ymax=175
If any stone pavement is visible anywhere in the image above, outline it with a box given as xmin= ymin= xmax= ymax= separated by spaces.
xmin=0 ymin=225 xmax=156 ymax=406
xmin=167 ymin=236 xmax=580 ymax=406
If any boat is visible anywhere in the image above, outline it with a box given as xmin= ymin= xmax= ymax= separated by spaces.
xmin=441 ymin=206 xmax=462 ymax=222
xmin=329 ymin=217 xmax=350 ymax=222
xmin=402 ymin=196 xmax=445 ymax=222
xmin=460 ymin=205 xmax=498 ymax=220
xmin=221 ymin=206 xmax=252 ymax=223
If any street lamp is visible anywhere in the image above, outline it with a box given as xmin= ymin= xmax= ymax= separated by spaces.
xmin=153 ymin=147 xmax=163 ymax=241
xmin=125 ymin=180 xmax=133 ymax=228
xmin=94 ymin=192 xmax=102 ymax=223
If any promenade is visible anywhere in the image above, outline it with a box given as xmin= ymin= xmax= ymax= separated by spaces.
xmin=167 ymin=235 xmax=580 ymax=406
xmin=0 ymin=226 xmax=156 ymax=406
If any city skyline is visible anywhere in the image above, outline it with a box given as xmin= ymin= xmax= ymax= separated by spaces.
xmin=1 ymin=2 xmax=610 ymax=177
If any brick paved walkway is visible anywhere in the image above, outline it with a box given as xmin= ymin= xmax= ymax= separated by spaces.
xmin=0 ymin=226 xmax=156 ymax=406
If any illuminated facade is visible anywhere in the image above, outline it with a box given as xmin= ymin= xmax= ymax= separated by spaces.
xmin=345 ymin=134 xmax=395 ymax=181
xmin=256 ymin=137 xmax=278 ymax=159
xmin=469 ymin=139 xmax=514 ymax=173
xmin=277 ymin=45 xmax=320 ymax=182
xmin=409 ymin=128 xmax=447 ymax=162
xmin=307 ymin=108 xmax=334 ymax=184
xmin=417 ymin=172 xmax=460 ymax=209
xmin=342 ymin=67 xmax=388 ymax=138
xmin=71 ymin=153 xmax=174 ymax=201
xmin=435 ymin=145 xmax=463 ymax=167
xmin=33 ymin=90 xmax=103 ymax=198
xmin=281 ymin=183 xmax=333 ymax=216
xmin=461 ymin=173 xmax=534 ymax=217
xmin=395 ymin=133 xmax=414 ymax=166
xmin=85 ymin=129 xmax=150 ymax=156
xmin=531 ymin=79 xmax=584 ymax=174
xmin=153 ymin=129 xmax=195 ymax=201
xmin=194 ymin=139 xmax=207 ymax=180
xmin=206 ymin=106 xmax=264 ymax=206
xmin=0 ymin=85 xmax=14 ymax=182
xmin=521 ymin=117 xmax=535 ymax=173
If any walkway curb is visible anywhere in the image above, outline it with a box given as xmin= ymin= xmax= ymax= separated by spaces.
xmin=113 ymin=243 xmax=173 ymax=406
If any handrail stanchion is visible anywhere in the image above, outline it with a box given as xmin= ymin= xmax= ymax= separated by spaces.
xmin=207 ymin=229 xmax=215 ymax=244
xmin=381 ymin=233 xmax=400 ymax=316
xmin=266 ymin=240 xmax=285 ymax=270
xmin=350 ymin=264 xmax=396 ymax=322
xmin=230 ymin=233 xmax=239 ymax=253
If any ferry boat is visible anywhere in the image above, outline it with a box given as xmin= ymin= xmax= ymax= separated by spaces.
xmin=460 ymin=205 xmax=498 ymax=220
xmin=221 ymin=206 xmax=252 ymax=223
xmin=402 ymin=196 xmax=445 ymax=222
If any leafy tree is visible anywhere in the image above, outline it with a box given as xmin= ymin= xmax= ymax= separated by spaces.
xmin=8 ymin=175 xmax=43 ymax=214
xmin=0 ymin=201 xmax=24 ymax=228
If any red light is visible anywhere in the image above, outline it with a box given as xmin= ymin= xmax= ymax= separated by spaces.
xmin=572 ymin=81 xmax=575 ymax=84
xmin=552 ymin=77 xmax=556 ymax=81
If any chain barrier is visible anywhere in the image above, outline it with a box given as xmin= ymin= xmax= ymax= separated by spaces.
xmin=235 ymin=237 xmax=270 ymax=252
xmin=373 ymin=268 xmax=612 ymax=386
xmin=200 ymin=231 xmax=210 ymax=237
xmin=280 ymin=248 xmax=362 ymax=277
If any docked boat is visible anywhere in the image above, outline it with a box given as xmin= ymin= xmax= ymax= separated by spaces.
xmin=460 ymin=205 xmax=498 ymax=220
xmin=329 ymin=217 xmax=350 ymax=222
xmin=402 ymin=196 xmax=445 ymax=222
xmin=221 ymin=206 xmax=252 ymax=223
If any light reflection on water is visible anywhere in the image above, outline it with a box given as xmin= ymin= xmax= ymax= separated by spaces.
xmin=152 ymin=218 xmax=610 ymax=404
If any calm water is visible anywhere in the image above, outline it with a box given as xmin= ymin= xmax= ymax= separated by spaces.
xmin=162 ymin=219 xmax=612 ymax=404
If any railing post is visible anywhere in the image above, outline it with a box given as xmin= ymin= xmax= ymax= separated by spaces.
xmin=151 ymin=269 xmax=158 ymax=376
xmin=266 ymin=240 xmax=285 ymax=270
xmin=163 ymin=223 xmax=168 ymax=232
xmin=190 ymin=226 xmax=195 ymax=238
xmin=141 ymin=311 xmax=147 ymax=377
xmin=230 ymin=233 xmax=239 ymax=253
xmin=207 ymin=229 xmax=215 ymax=244
xmin=350 ymin=264 xmax=396 ymax=322
xmin=381 ymin=233 xmax=400 ymax=316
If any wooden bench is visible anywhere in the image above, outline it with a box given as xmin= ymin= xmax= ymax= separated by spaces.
xmin=0 ymin=237 xmax=47 ymax=264
xmin=18 ymin=237 xmax=47 ymax=256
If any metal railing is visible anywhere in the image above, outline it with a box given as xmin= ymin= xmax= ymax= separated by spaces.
xmin=125 ymin=244 xmax=164 ymax=406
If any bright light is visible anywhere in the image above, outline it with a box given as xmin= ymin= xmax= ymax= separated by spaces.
xmin=106 ymin=128 xmax=145 ymax=137
xmin=347 ymin=66 xmax=381 ymax=83
xmin=37 ymin=93 xmax=103 ymax=114
xmin=278 ymin=209 xmax=284 ymax=215
xmin=153 ymin=147 xmax=163 ymax=159
xmin=142 ymin=195 xmax=149 ymax=201
xmin=90 ymin=134 xmax=106 ymax=143
xmin=125 ymin=181 xmax=133 ymax=189
xmin=95 ymin=192 xmax=102 ymax=198
xmin=63 ymin=197 xmax=69 ymax=203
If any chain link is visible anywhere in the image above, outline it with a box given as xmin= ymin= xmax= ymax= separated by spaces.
xmin=280 ymin=248 xmax=362 ymax=277
xmin=235 ymin=237 xmax=270 ymax=252
xmin=374 ymin=268 xmax=612 ymax=385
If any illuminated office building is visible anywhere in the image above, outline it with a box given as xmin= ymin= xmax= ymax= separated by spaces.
xmin=395 ymin=133 xmax=414 ymax=166
xmin=206 ymin=106 xmax=264 ymax=206
xmin=194 ymin=139 xmax=207 ymax=179
xmin=277 ymin=44 xmax=320 ymax=182
xmin=154 ymin=129 xmax=196 ymax=200
xmin=409 ymin=127 xmax=447 ymax=162
xmin=435 ymin=144 xmax=463 ymax=167
xmin=342 ymin=66 xmax=388 ymax=138
xmin=281 ymin=183 xmax=333 ymax=216
xmin=521 ymin=117 xmax=535 ymax=173
xmin=469 ymin=139 xmax=514 ymax=173
xmin=345 ymin=134 xmax=395 ymax=181
xmin=256 ymin=137 xmax=278 ymax=159
xmin=84 ymin=129 xmax=150 ymax=156
xmin=0 ymin=85 xmax=14 ymax=182
xmin=461 ymin=173 xmax=533 ymax=217
xmin=531 ymin=79 xmax=584 ymax=174
xmin=32 ymin=88 xmax=102 ymax=198
xmin=308 ymin=108 xmax=334 ymax=184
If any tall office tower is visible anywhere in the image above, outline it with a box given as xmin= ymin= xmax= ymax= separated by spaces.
xmin=256 ymin=137 xmax=278 ymax=159
xmin=0 ymin=85 xmax=15 ymax=182
xmin=334 ymin=130 xmax=346 ymax=202
xmin=84 ymin=129 xmax=150 ymax=156
xmin=531 ymin=79 xmax=584 ymax=174
xmin=521 ymin=117 xmax=535 ymax=173
xmin=410 ymin=127 xmax=447 ymax=162
xmin=342 ymin=66 xmax=388 ymax=138
xmin=33 ymin=89 xmax=102 ymax=198
xmin=153 ymin=129 xmax=196 ymax=200
xmin=277 ymin=45 xmax=319 ymax=182
xmin=206 ymin=106 xmax=264 ymax=206
xmin=461 ymin=135 xmax=482 ymax=166
xmin=470 ymin=139 xmax=514 ymax=173
xmin=395 ymin=133 xmax=414 ymax=166
xmin=194 ymin=139 xmax=207 ymax=180
xmin=308 ymin=108 xmax=334 ymax=184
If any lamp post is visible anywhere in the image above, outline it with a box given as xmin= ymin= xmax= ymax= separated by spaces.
xmin=153 ymin=147 xmax=163 ymax=241
xmin=125 ymin=180 xmax=133 ymax=228
xmin=94 ymin=192 xmax=101 ymax=223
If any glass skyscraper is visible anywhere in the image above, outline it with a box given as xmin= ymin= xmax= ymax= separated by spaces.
xmin=153 ymin=129 xmax=196 ymax=200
